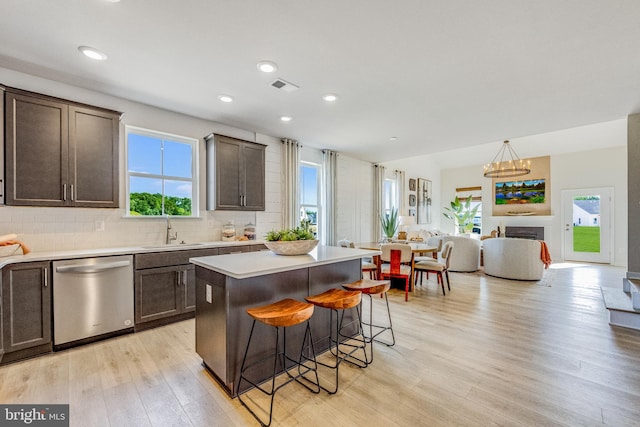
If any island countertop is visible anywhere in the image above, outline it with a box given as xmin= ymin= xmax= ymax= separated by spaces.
xmin=190 ymin=245 xmax=378 ymax=279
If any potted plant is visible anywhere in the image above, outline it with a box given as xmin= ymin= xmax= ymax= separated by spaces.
xmin=443 ymin=195 xmax=479 ymax=234
xmin=379 ymin=207 xmax=399 ymax=242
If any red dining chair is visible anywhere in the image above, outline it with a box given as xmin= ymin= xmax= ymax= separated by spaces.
xmin=379 ymin=244 xmax=414 ymax=301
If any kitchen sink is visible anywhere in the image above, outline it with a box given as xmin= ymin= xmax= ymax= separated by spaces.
xmin=140 ymin=242 xmax=205 ymax=249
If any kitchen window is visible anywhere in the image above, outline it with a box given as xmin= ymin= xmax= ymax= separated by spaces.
xmin=383 ymin=178 xmax=397 ymax=214
xmin=126 ymin=126 xmax=198 ymax=217
xmin=300 ymin=162 xmax=320 ymax=238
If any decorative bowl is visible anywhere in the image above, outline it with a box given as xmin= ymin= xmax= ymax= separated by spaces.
xmin=264 ymin=240 xmax=319 ymax=256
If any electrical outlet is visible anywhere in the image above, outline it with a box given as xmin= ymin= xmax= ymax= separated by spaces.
xmin=95 ymin=220 xmax=105 ymax=232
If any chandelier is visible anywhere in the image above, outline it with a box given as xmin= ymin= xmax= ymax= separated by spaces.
xmin=483 ymin=140 xmax=531 ymax=178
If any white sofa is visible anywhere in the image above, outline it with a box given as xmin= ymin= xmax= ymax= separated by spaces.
xmin=427 ymin=235 xmax=481 ymax=272
xmin=482 ymin=238 xmax=545 ymax=280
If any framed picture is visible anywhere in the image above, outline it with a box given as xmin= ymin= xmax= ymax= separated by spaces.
xmin=409 ymin=194 xmax=416 ymax=207
xmin=417 ymin=178 xmax=432 ymax=224
xmin=409 ymin=178 xmax=416 ymax=191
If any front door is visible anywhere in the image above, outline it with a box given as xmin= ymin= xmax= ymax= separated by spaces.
xmin=562 ymin=188 xmax=612 ymax=263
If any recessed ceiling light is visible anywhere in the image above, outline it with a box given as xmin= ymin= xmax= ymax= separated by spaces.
xmin=389 ymin=137 xmax=398 ymax=141
xmin=280 ymin=116 xmax=292 ymax=122
xmin=78 ymin=46 xmax=108 ymax=61
xmin=218 ymin=94 xmax=234 ymax=103
xmin=105 ymin=0 xmax=121 ymax=3
xmin=322 ymin=94 xmax=338 ymax=102
xmin=257 ymin=61 xmax=278 ymax=73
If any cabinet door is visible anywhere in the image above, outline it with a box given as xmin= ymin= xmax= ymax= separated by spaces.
xmin=134 ymin=266 xmax=181 ymax=324
xmin=215 ymin=137 xmax=243 ymax=209
xmin=2 ymin=262 xmax=52 ymax=353
xmin=242 ymin=143 xmax=265 ymax=210
xmin=5 ymin=92 xmax=68 ymax=206
xmin=182 ymin=265 xmax=196 ymax=313
xmin=69 ymin=106 xmax=119 ymax=207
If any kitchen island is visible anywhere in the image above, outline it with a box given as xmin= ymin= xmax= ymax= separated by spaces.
xmin=190 ymin=245 xmax=377 ymax=396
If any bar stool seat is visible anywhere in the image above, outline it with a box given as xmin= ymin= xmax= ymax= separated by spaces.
xmin=238 ymin=298 xmax=320 ymax=427
xmin=305 ymin=288 xmax=362 ymax=310
xmin=305 ymin=288 xmax=367 ymax=394
xmin=342 ymin=279 xmax=395 ymax=363
xmin=247 ymin=298 xmax=315 ymax=327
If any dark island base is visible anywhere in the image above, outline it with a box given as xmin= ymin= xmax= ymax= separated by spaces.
xmin=195 ymin=259 xmax=362 ymax=397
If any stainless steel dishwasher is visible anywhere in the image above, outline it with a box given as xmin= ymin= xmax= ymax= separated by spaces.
xmin=52 ymin=255 xmax=134 ymax=347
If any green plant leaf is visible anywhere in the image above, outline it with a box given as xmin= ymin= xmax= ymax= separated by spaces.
xmin=379 ymin=207 xmax=399 ymax=238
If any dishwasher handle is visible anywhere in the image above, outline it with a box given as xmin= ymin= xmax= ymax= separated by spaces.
xmin=55 ymin=260 xmax=131 ymax=274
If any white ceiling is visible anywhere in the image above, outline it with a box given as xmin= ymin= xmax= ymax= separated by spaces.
xmin=2 ymin=0 xmax=640 ymax=163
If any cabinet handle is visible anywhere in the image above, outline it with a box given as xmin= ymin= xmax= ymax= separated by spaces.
xmin=63 ymin=184 xmax=67 ymax=201
xmin=43 ymin=267 xmax=48 ymax=287
xmin=70 ymin=184 xmax=75 ymax=201
xmin=182 ymin=270 xmax=187 ymax=286
xmin=176 ymin=271 xmax=181 ymax=287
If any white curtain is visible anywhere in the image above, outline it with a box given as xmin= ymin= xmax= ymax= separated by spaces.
xmin=281 ymin=138 xmax=300 ymax=229
xmin=373 ymin=164 xmax=386 ymax=242
xmin=395 ymin=169 xmax=406 ymax=214
xmin=322 ymin=150 xmax=338 ymax=246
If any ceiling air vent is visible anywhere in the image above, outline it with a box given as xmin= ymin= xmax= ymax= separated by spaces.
xmin=271 ymin=78 xmax=300 ymax=92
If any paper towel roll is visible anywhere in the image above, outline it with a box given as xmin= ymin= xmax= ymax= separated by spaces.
xmin=0 ymin=233 xmax=18 ymax=244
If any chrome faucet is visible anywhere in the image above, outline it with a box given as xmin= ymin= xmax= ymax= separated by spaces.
xmin=166 ymin=216 xmax=177 ymax=244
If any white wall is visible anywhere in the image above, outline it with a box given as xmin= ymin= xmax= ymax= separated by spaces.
xmin=0 ymin=67 xmax=281 ymax=251
xmin=400 ymin=120 xmax=628 ymax=267
xmin=439 ymin=147 xmax=627 ymax=267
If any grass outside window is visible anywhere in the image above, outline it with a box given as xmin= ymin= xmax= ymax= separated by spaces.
xmin=573 ymin=226 xmax=600 ymax=252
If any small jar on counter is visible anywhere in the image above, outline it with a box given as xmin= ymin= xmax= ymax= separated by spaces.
xmin=222 ymin=222 xmax=236 ymax=241
xmin=244 ymin=222 xmax=256 ymax=240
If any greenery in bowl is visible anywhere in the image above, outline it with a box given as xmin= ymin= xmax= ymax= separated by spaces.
xmin=265 ymin=223 xmax=315 ymax=242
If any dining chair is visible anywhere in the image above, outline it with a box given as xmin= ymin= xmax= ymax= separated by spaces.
xmin=414 ymin=237 xmax=442 ymax=263
xmin=379 ymin=243 xmax=414 ymax=301
xmin=414 ymin=241 xmax=454 ymax=295
xmin=339 ymin=238 xmax=377 ymax=279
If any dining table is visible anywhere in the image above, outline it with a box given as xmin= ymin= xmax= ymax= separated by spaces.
xmin=356 ymin=241 xmax=438 ymax=256
xmin=356 ymin=241 xmax=439 ymax=290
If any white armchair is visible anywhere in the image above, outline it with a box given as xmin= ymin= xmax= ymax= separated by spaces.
xmin=482 ymin=238 xmax=545 ymax=281
xmin=427 ymin=235 xmax=481 ymax=272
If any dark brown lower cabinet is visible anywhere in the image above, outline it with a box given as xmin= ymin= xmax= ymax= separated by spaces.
xmin=134 ymin=264 xmax=195 ymax=326
xmin=1 ymin=261 xmax=52 ymax=363
xmin=133 ymin=248 xmax=220 ymax=330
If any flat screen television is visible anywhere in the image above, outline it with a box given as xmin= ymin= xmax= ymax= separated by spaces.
xmin=495 ymin=179 xmax=545 ymax=204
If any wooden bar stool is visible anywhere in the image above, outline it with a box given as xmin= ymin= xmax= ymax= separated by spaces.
xmin=342 ymin=279 xmax=395 ymax=364
xmin=305 ymin=288 xmax=367 ymax=394
xmin=237 ymin=298 xmax=320 ymax=427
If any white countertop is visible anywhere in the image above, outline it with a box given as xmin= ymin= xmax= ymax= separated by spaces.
xmin=0 ymin=240 xmax=265 ymax=269
xmin=190 ymin=245 xmax=379 ymax=279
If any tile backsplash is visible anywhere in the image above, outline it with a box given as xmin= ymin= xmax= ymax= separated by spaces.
xmin=0 ymin=207 xmax=279 ymax=252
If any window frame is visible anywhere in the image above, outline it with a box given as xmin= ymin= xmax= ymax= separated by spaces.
xmin=383 ymin=177 xmax=397 ymax=214
xmin=300 ymin=161 xmax=321 ymax=239
xmin=125 ymin=125 xmax=199 ymax=218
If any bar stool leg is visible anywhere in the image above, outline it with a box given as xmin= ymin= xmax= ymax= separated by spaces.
xmin=237 ymin=319 xmax=319 ymax=427
xmin=359 ymin=292 xmax=395 ymax=364
xmin=318 ymin=306 xmax=368 ymax=394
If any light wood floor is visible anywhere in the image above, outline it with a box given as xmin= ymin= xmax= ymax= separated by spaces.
xmin=1 ymin=263 xmax=639 ymax=426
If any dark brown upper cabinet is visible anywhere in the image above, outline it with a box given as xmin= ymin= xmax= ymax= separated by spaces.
xmin=205 ymin=134 xmax=265 ymax=211
xmin=4 ymin=87 xmax=120 ymax=207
